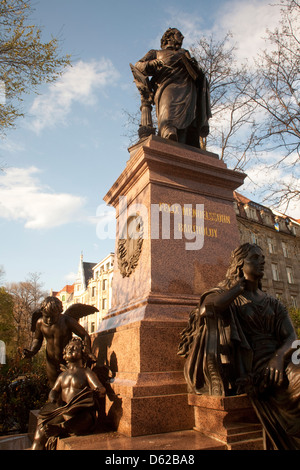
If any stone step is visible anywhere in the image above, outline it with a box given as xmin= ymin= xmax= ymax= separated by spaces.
xmin=224 ymin=422 xmax=262 ymax=436
xmin=195 ymin=422 xmax=263 ymax=447
xmin=0 ymin=434 xmax=32 ymax=450
xmin=214 ymin=423 xmax=263 ymax=444
xmin=56 ymin=429 xmax=227 ymax=451
xmin=228 ymin=437 xmax=264 ymax=451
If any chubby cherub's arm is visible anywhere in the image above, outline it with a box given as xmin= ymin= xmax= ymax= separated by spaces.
xmin=23 ymin=319 xmax=44 ymax=357
xmin=85 ymin=368 xmax=106 ymax=396
xmin=48 ymin=373 xmax=63 ymax=403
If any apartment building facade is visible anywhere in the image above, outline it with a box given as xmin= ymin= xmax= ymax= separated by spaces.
xmin=234 ymin=192 xmax=300 ymax=308
xmin=55 ymin=253 xmax=114 ymax=334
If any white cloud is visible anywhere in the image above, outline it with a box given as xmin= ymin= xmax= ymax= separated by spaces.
xmin=162 ymin=0 xmax=282 ymax=66
xmin=155 ymin=10 xmax=204 ymax=48
xmin=241 ymin=162 xmax=300 ymax=219
xmin=0 ymin=138 xmax=25 ymax=155
xmin=0 ymin=166 xmax=86 ymax=229
xmin=64 ymin=271 xmax=77 ymax=283
xmin=29 ymin=59 xmax=120 ymax=133
xmin=216 ymin=0 xmax=282 ymax=64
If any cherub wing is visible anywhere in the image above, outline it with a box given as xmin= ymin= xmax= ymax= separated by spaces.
xmin=31 ymin=309 xmax=42 ymax=332
xmin=63 ymin=303 xmax=99 ymax=321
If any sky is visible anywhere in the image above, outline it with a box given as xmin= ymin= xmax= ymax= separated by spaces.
xmin=0 ymin=0 xmax=298 ymax=292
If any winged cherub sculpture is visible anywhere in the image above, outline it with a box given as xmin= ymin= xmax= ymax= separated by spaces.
xmin=23 ymin=296 xmax=98 ymax=387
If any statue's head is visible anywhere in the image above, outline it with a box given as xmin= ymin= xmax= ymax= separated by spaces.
xmin=63 ymin=336 xmax=88 ymax=364
xmin=40 ymin=296 xmax=63 ymax=326
xmin=220 ymin=243 xmax=264 ymax=289
xmin=161 ymin=28 xmax=184 ymax=50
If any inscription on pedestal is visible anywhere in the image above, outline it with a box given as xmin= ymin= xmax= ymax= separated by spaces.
xmin=159 ymin=202 xmax=233 ymax=240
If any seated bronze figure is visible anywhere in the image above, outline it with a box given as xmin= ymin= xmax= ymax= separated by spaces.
xmin=32 ymin=337 xmax=106 ymax=450
xmin=178 ymin=243 xmax=300 ymax=450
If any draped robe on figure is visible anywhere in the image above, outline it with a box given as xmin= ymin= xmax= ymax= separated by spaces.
xmin=135 ymin=47 xmax=211 ymax=145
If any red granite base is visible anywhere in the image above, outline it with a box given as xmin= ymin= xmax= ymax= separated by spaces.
xmin=95 ymin=136 xmax=246 ymax=438
xmin=56 ymin=429 xmax=227 ymax=451
xmin=188 ymin=394 xmax=264 ymax=450
xmin=92 ymin=319 xmax=195 ymax=437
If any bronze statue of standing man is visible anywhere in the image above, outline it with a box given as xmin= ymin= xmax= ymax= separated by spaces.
xmin=131 ymin=28 xmax=211 ymax=148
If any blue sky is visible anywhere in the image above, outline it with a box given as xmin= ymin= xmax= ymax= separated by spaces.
xmin=0 ymin=0 xmax=297 ymax=292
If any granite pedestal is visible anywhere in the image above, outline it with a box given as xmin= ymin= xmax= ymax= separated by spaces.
xmin=189 ymin=394 xmax=264 ymax=450
xmin=92 ymin=136 xmax=245 ymax=437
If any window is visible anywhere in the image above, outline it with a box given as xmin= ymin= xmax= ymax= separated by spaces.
xmin=102 ymin=298 xmax=107 ymax=310
xmin=271 ymin=263 xmax=280 ymax=281
xmin=267 ymin=237 xmax=276 ymax=254
xmin=286 ymin=267 xmax=294 ymax=284
xmin=90 ymin=322 xmax=95 ymax=333
xmin=102 ymin=279 xmax=107 ymax=291
xmin=251 ymin=232 xmax=259 ymax=245
xmin=282 ymin=241 xmax=289 ymax=258
xmin=251 ymin=207 xmax=257 ymax=219
xmin=245 ymin=205 xmax=257 ymax=220
xmin=62 ymin=295 xmax=65 ymax=302
xmin=92 ymin=286 xmax=96 ymax=297
xmin=291 ymin=296 xmax=297 ymax=309
xmin=261 ymin=211 xmax=272 ymax=226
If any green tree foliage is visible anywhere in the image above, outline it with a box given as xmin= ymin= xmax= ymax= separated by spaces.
xmin=0 ymin=271 xmax=48 ymax=435
xmin=0 ymin=286 xmax=15 ymax=355
xmin=6 ymin=272 xmax=47 ymax=351
xmin=0 ymin=354 xmax=48 ymax=434
xmin=289 ymin=307 xmax=300 ymax=338
xmin=0 ymin=0 xmax=71 ymax=134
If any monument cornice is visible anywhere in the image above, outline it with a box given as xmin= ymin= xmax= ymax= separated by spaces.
xmin=104 ymin=135 xmax=246 ymax=210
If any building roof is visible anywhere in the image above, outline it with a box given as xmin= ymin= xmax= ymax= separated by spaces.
xmin=234 ymin=192 xmax=299 ymax=224
xmin=234 ymin=191 xmax=299 ymax=236
xmin=234 ymin=191 xmax=251 ymax=205
xmin=83 ymin=262 xmax=97 ymax=285
xmin=92 ymin=253 xmax=115 ymax=271
xmin=57 ymin=284 xmax=74 ymax=295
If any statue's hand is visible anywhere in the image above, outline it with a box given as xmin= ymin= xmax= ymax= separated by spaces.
xmin=23 ymin=348 xmax=34 ymax=358
xmin=95 ymin=386 xmax=106 ymax=397
xmin=48 ymin=389 xmax=60 ymax=404
xmin=88 ymin=352 xmax=97 ymax=363
xmin=149 ymin=59 xmax=164 ymax=70
xmin=42 ymin=423 xmax=62 ymax=438
xmin=263 ymin=354 xmax=285 ymax=388
xmin=234 ymin=276 xmax=247 ymax=293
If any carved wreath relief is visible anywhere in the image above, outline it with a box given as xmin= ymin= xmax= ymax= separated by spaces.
xmin=117 ymin=214 xmax=144 ymax=277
